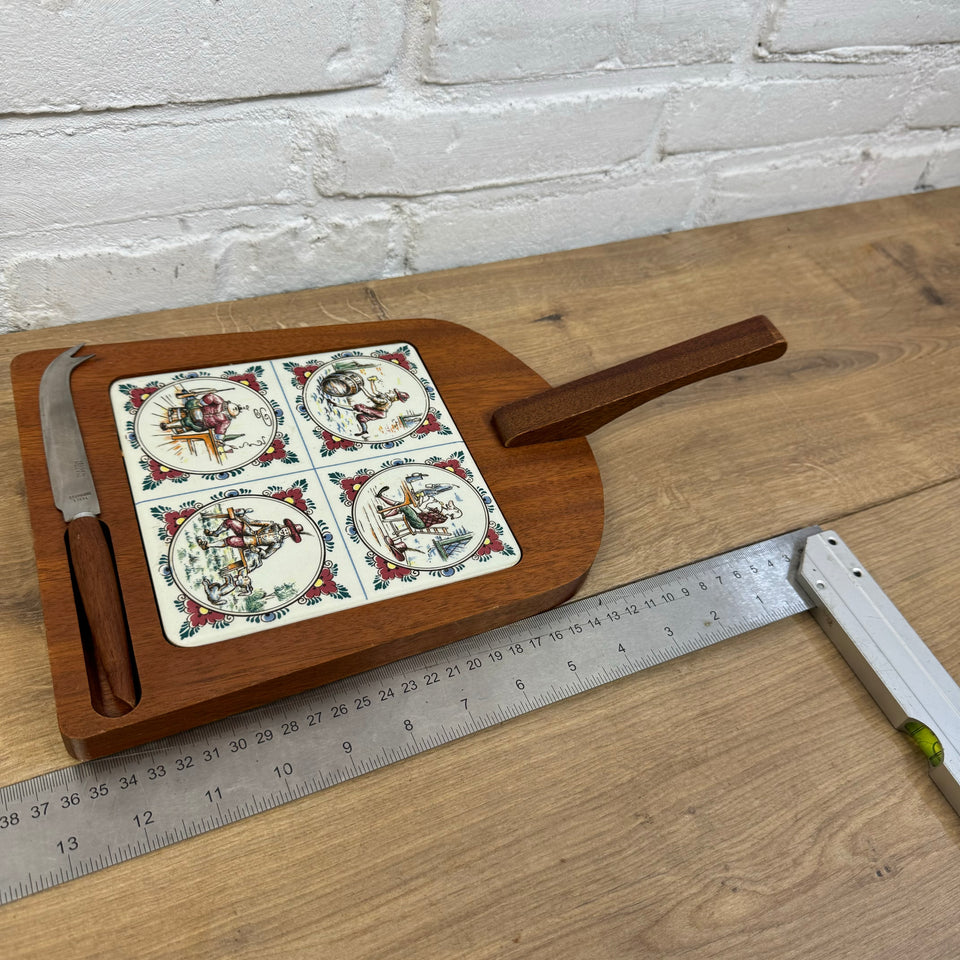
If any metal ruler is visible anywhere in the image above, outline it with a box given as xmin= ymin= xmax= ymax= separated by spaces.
xmin=1 ymin=527 xmax=817 ymax=905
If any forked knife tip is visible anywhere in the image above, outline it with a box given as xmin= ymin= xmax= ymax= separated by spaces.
xmin=62 ymin=343 xmax=94 ymax=363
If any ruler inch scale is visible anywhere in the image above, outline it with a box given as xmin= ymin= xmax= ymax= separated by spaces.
xmin=0 ymin=527 xmax=818 ymax=906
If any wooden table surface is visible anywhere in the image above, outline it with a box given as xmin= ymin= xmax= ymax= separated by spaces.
xmin=2 ymin=189 xmax=959 ymax=958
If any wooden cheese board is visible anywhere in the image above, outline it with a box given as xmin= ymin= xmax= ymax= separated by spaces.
xmin=11 ymin=314 xmax=785 ymax=759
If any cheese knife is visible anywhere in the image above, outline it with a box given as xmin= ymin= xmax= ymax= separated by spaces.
xmin=40 ymin=345 xmax=137 ymax=717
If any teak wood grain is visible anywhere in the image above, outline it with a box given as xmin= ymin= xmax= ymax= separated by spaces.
xmin=492 ymin=314 xmax=786 ymax=446
xmin=2 ymin=188 xmax=960 ymax=958
xmin=13 ymin=313 xmax=787 ymax=756
xmin=12 ymin=319 xmax=606 ymax=758
xmin=66 ymin=515 xmax=138 ymax=717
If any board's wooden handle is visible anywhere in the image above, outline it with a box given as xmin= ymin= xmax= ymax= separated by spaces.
xmin=492 ymin=315 xmax=787 ymax=447
xmin=67 ymin=515 xmax=138 ymax=717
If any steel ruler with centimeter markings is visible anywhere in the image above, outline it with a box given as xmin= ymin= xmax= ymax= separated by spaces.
xmin=0 ymin=526 xmax=818 ymax=905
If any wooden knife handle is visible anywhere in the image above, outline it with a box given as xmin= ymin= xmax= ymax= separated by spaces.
xmin=492 ymin=315 xmax=787 ymax=447
xmin=67 ymin=515 xmax=138 ymax=717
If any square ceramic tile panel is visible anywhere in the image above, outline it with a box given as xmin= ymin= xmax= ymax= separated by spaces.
xmin=110 ymin=342 xmax=521 ymax=647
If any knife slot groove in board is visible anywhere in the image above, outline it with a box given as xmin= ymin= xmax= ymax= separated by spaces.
xmin=65 ymin=520 xmax=140 ymax=717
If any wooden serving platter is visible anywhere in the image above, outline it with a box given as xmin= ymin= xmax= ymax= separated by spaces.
xmin=13 ymin=312 xmax=786 ymax=759
xmin=12 ymin=319 xmax=605 ymax=759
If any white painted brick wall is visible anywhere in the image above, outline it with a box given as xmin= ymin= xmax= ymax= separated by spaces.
xmin=910 ymin=65 xmax=960 ymax=128
xmin=3 ymin=109 xmax=303 ymax=234
xmin=0 ymin=0 xmax=402 ymax=112
xmin=702 ymin=153 xmax=865 ymax=224
xmin=765 ymin=0 xmax=960 ymax=54
xmin=406 ymin=176 xmax=701 ymax=273
xmin=313 ymin=93 xmax=666 ymax=196
xmin=6 ymin=241 xmax=220 ymax=332
xmin=424 ymin=0 xmax=756 ymax=83
xmin=664 ymin=75 xmax=911 ymax=153
xmin=1 ymin=0 xmax=959 ymax=332
xmin=216 ymin=211 xmax=401 ymax=302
